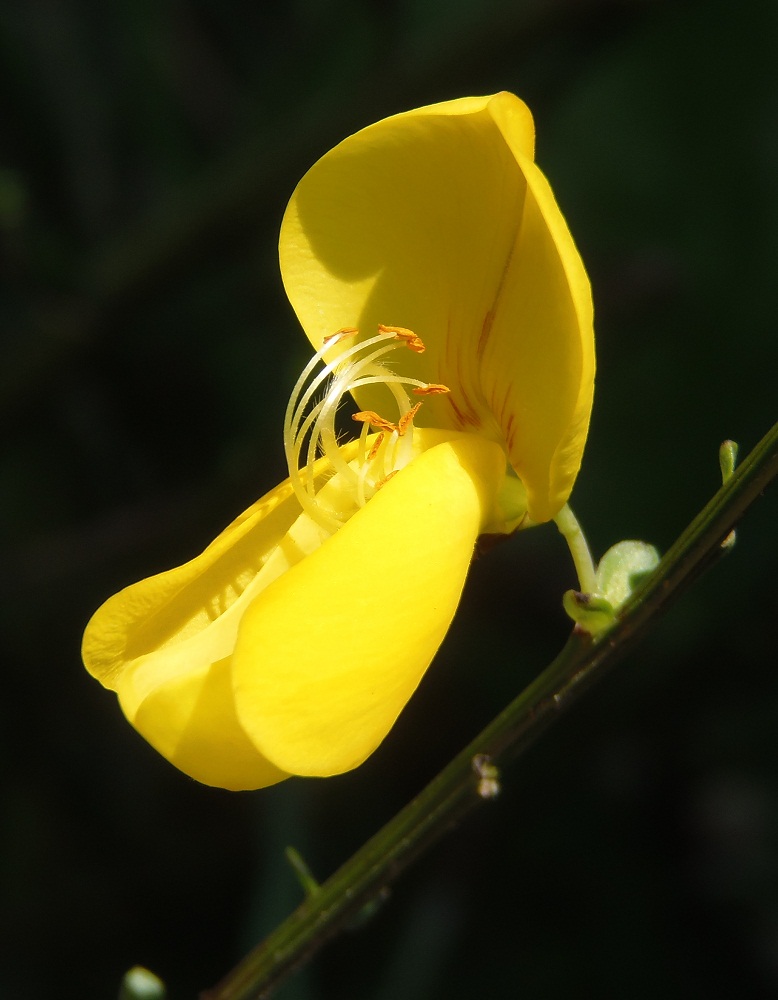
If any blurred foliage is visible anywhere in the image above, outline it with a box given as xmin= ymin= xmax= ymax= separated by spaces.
xmin=1 ymin=1 xmax=776 ymax=998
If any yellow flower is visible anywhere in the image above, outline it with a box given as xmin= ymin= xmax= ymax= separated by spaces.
xmin=82 ymin=92 xmax=594 ymax=791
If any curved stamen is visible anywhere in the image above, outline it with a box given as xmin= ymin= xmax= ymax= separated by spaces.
xmin=283 ymin=326 xmax=449 ymax=534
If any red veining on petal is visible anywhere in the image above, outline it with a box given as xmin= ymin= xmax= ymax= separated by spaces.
xmin=439 ymin=315 xmax=479 ymax=430
xmin=455 ymin=354 xmax=481 ymax=428
xmin=477 ymin=309 xmax=495 ymax=357
xmin=487 ymin=380 xmax=519 ymax=453
xmin=448 ymin=395 xmax=474 ymax=428
xmin=504 ymin=412 xmax=517 ymax=452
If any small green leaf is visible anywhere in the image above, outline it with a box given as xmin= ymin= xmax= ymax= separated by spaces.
xmin=595 ymin=540 xmax=660 ymax=610
xmin=285 ymin=845 xmax=321 ymax=898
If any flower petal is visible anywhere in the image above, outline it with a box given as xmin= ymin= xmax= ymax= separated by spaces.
xmin=80 ymin=430 xmax=503 ymax=788
xmin=232 ymin=433 xmax=505 ymax=776
xmin=82 ymin=475 xmax=320 ymax=790
xmin=280 ymin=91 xmax=593 ymax=522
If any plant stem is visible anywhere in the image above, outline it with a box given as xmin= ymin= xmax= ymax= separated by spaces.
xmin=201 ymin=421 xmax=778 ymax=1000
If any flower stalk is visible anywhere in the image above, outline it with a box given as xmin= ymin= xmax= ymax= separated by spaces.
xmin=554 ymin=503 xmax=598 ymax=594
xmin=201 ymin=420 xmax=778 ymax=1000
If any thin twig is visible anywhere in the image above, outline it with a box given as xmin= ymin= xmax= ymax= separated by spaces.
xmin=202 ymin=420 xmax=778 ymax=1000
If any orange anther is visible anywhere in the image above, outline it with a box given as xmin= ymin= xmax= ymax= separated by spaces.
xmin=397 ymin=401 xmax=423 ymax=436
xmin=352 ymin=410 xmax=399 ymax=434
xmin=367 ymin=432 xmax=385 ymax=460
xmin=322 ymin=327 xmax=358 ymax=349
xmin=377 ymin=324 xmax=426 ymax=353
xmin=375 ymin=470 xmax=399 ymax=490
xmin=413 ymin=383 xmax=450 ymax=396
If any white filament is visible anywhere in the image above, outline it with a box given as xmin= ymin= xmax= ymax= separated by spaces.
xmin=283 ymin=329 xmax=433 ymax=534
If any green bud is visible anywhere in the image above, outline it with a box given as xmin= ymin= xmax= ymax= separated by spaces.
xmin=719 ymin=439 xmax=739 ymax=484
xmin=718 ymin=441 xmax=739 ymax=548
xmin=118 ymin=967 xmax=166 ymax=1000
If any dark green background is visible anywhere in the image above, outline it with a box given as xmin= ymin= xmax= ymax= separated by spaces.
xmin=2 ymin=1 xmax=776 ymax=997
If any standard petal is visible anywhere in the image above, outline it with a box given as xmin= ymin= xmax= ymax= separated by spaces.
xmin=232 ymin=433 xmax=506 ymax=777
xmin=82 ymin=474 xmax=325 ymax=790
xmin=279 ymin=91 xmax=593 ymax=522
xmin=477 ymin=155 xmax=594 ymax=521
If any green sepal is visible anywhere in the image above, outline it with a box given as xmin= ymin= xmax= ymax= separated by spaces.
xmin=563 ymin=540 xmax=660 ymax=635
xmin=562 ymin=589 xmax=616 ymax=634
xmin=494 ymin=468 xmax=531 ymax=534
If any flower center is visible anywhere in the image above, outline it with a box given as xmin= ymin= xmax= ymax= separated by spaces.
xmin=284 ymin=325 xmax=449 ymax=534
